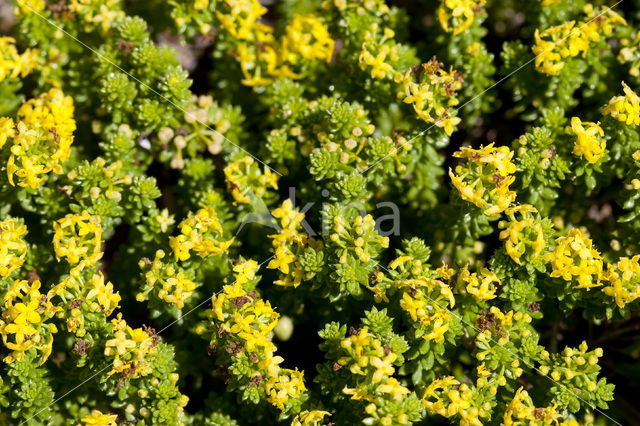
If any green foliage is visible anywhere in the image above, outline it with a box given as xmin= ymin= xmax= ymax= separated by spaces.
xmin=2 ymin=0 xmax=640 ymax=425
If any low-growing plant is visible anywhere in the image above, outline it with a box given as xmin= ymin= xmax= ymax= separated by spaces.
xmin=1 ymin=0 xmax=640 ymax=425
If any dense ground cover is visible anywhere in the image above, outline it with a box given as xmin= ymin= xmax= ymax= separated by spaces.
xmin=2 ymin=0 xmax=640 ymax=424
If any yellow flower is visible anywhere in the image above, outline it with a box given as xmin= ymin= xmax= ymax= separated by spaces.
xmin=283 ymin=15 xmax=334 ymax=63
xmin=52 ymin=211 xmax=103 ymax=267
xmin=217 ymin=4 xmax=333 ymax=87
xmin=376 ymin=377 xmax=410 ymax=400
xmin=533 ymin=9 xmax=626 ymax=76
xmin=0 ymin=37 xmax=39 ymax=83
xmin=268 ymin=245 xmax=298 ymax=275
xmin=567 ymin=117 xmax=606 ymax=163
xmin=543 ymin=228 xmax=603 ymax=289
xmin=138 ymin=250 xmax=197 ymax=310
xmin=0 ymin=218 xmax=28 ymax=279
xmin=370 ymin=352 xmax=397 ymax=383
xmin=604 ymin=81 xmax=640 ymax=126
xmin=4 ymin=88 xmax=75 ymax=189
xmin=271 ymin=199 xmax=306 ymax=243
xmin=104 ymin=314 xmax=158 ymax=377
xmin=233 ymin=259 xmax=259 ymax=285
xmin=265 ymin=369 xmax=307 ymax=410
xmin=15 ymin=0 xmax=46 ymax=14
xmin=450 ymin=143 xmax=517 ymax=216
xmin=358 ymin=27 xmax=398 ymax=80
xmin=457 ymin=266 xmax=499 ymax=301
xmin=422 ymin=377 xmax=486 ymax=424
xmin=267 ymin=199 xmax=319 ymax=288
xmin=602 ymin=256 xmax=640 ymax=308
xmin=216 ymin=0 xmax=269 ymax=40
xmin=209 ymin=280 xmax=304 ymax=411
xmin=0 ymin=280 xmax=59 ymax=364
xmin=503 ymin=387 xmax=562 ymax=425
xmin=359 ymin=44 xmax=395 ymax=79
xmin=291 ymin=410 xmax=331 ymax=426
xmin=169 ymin=206 xmax=233 ymax=261
xmin=81 ymin=410 xmax=118 ymax=426
xmin=224 ymin=156 xmax=279 ymax=204
xmin=450 ymin=171 xmax=487 ymax=208
xmin=75 ymin=1 xmax=126 ymax=32
xmin=532 ymin=22 xmax=574 ymax=76
xmin=399 ymin=289 xmax=453 ymax=342
xmin=438 ymin=0 xmax=486 ymax=35
xmin=499 ymin=204 xmax=546 ymax=265
xmin=105 ymin=329 xmax=136 ymax=356
xmin=395 ymin=60 xmax=463 ymax=135
xmin=194 ymin=0 xmax=209 ymax=10
xmin=85 ymin=272 xmax=121 ymax=316
xmin=0 ymin=117 xmax=16 ymax=148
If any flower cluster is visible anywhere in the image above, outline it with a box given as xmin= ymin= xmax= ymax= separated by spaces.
xmin=359 ymin=26 xmax=399 ymax=80
xmin=393 ymin=270 xmax=455 ymax=342
xmin=137 ymin=250 xmax=197 ymax=310
xmin=81 ymin=410 xmax=118 ymax=426
xmin=419 ymin=307 xmax=540 ymax=424
xmin=437 ymin=0 xmax=487 ymax=35
xmin=52 ymin=211 xmax=103 ymax=268
xmin=0 ymin=36 xmax=38 ymax=83
xmin=283 ymin=14 xmax=335 ymax=63
xmin=567 ymin=117 xmax=606 ymax=164
xmin=601 ymin=256 xmax=640 ymax=308
xmin=2 ymin=0 xmax=640 ymax=424
xmin=503 ymin=387 xmax=571 ymax=425
xmin=339 ymin=329 xmax=415 ymax=424
xmin=49 ymin=270 xmax=120 ymax=336
xmin=208 ymin=267 xmax=307 ymax=413
xmin=498 ymin=204 xmax=547 ymax=265
xmin=450 ymin=143 xmax=517 ymax=216
xmin=317 ymin=318 xmax=422 ymax=426
xmin=1 ymin=88 xmax=75 ymax=188
xmin=169 ymin=206 xmax=234 ymax=261
xmin=69 ymin=0 xmax=125 ymax=33
xmin=0 ymin=280 xmax=60 ymax=364
xmin=267 ymin=199 xmax=317 ymax=288
xmin=291 ymin=410 xmax=331 ymax=426
xmin=214 ymin=1 xmax=334 ymax=87
xmin=543 ymin=228 xmax=604 ymax=289
xmin=356 ymin=20 xmax=463 ymax=135
xmin=422 ymin=375 xmax=491 ymax=425
xmin=473 ymin=307 xmax=536 ymax=378
xmin=224 ymin=155 xmax=279 ymax=204
xmin=104 ymin=313 xmax=158 ymax=377
xmin=394 ymin=59 xmax=463 ymax=135
xmin=457 ymin=266 xmax=500 ymax=301
xmin=16 ymin=0 xmax=125 ymax=32
xmin=0 ymin=217 xmax=28 ymax=279
xmin=604 ymin=81 xmax=640 ymax=126
xmin=364 ymin=239 xmax=457 ymax=344
xmin=532 ymin=6 xmax=626 ymax=76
